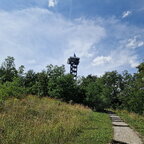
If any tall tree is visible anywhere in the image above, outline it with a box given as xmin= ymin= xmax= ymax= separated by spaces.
xmin=101 ymin=71 xmax=123 ymax=109
xmin=24 ymin=70 xmax=37 ymax=94
xmin=37 ymin=71 xmax=48 ymax=97
xmin=0 ymin=56 xmax=17 ymax=83
xmin=46 ymin=64 xmax=65 ymax=79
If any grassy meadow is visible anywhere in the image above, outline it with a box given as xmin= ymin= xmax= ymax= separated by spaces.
xmin=0 ymin=96 xmax=112 ymax=144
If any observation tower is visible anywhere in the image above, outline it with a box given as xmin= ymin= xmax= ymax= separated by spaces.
xmin=67 ymin=54 xmax=80 ymax=79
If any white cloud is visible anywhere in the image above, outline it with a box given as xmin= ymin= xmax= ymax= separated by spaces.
xmin=86 ymin=17 xmax=144 ymax=75
xmin=0 ymin=7 xmax=143 ymax=76
xmin=65 ymin=19 xmax=106 ymax=58
xmin=126 ymin=36 xmax=144 ymax=49
xmin=129 ymin=58 xmax=139 ymax=68
xmin=122 ymin=11 xmax=132 ymax=18
xmin=108 ymin=48 xmax=139 ymax=69
xmin=92 ymin=56 xmax=112 ymax=66
xmin=0 ymin=8 xmax=106 ymax=73
xmin=48 ymin=0 xmax=57 ymax=7
xmin=90 ymin=47 xmax=139 ymax=75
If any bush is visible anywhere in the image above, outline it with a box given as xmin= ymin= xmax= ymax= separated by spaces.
xmin=0 ymin=78 xmax=26 ymax=101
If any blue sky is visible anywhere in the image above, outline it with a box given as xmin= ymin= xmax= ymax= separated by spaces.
xmin=0 ymin=0 xmax=144 ymax=76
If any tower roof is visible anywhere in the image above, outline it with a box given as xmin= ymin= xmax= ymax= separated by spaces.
xmin=67 ymin=54 xmax=80 ymax=65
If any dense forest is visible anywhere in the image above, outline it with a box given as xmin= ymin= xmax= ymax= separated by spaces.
xmin=0 ymin=56 xmax=144 ymax=114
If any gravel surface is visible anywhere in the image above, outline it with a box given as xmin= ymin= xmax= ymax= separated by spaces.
xmin=110 ymin=114 xmax=143 ymax=144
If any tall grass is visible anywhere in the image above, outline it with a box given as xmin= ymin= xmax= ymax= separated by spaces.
xmin=0 ymin=96 xmax=112 ymax=144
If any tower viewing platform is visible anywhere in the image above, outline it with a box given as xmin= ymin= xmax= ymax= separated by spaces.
xmin=67 ymin=54 xmax=80 ymax=79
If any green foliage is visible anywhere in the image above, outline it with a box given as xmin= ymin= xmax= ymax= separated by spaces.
xmin=0 ymin=56 xmax=17 ymax=83
xmin=0 ymin=78 xmax=26 ymax=102
xmin=101 ymin=71 xmax=123 ymax=109
xmin=0 ymin=56 xmax=143 ymax=114
xmin=46 ymin=64 xmax=65 ymax=79
xmin=0 ymin=84 xmax=9 ymax=102
xmin=137 ymin=62 xmax=144 ymax=73
xmin=36 ymin=71 xmax=49 ymax=97
xmin=48 ymin=74 xmax=79 ymax=102
xmin=24 ymin=70 xmax=36 ymax=88
xmin=18 ymin=65 xmax=25 ymax=75
xmin=118 ymin=65 xmax=144 ymax=114
xmin=79 ymin=76 xmax=110 ymax=111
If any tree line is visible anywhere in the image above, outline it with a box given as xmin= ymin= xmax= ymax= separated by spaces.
xmin=0 ymin=56 xmax=144 ymax=114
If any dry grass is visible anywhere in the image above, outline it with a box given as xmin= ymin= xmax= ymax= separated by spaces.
xmin=0 ymin=96 xmax=112 ymax=144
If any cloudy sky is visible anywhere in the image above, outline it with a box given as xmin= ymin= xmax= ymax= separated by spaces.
xmin=0 ymin=0 xmax=144 ymax=76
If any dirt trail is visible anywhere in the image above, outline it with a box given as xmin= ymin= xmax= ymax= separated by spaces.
xmin=109 ymin=114 xmax=143 ymax=144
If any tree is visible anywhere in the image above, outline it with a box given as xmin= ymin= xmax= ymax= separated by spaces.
xmin=118 ymin=71 xmax=135 ymax=111
xmin=118 ymin=64 xmax=144 ymax=114
xmin=36 ymin=71 xmax=48 ymax=97
xmin=48 ymin=74 xmax=79 ymax=102
xmin=132 ymin=62 xmax=144 ymax=114
xmin=18 ymin=65 xmax=25 ymax=76
xmin=0 ymin=56 xmax=17 ymax=83
xmin=24 ymin=70 xmax=37 ymax=94
xmin=136 ymin=62 xmax=144 ymax=90
xmin=101 ymin=71 xmax=123 ymax=109
xmin=46 ymin=64 xmax=65 ymax=79
xmin=79 ymin=75 xmax=110 ymax=111
xmin=0 ymin=77 xmax=26 ymax=101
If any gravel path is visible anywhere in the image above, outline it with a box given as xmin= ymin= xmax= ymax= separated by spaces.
xmin=109 ymin=114 xmax=143 ymax=144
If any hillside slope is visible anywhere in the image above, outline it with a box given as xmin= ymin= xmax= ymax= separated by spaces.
xmin=0 ymin=96 xmax=112 ymax=144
